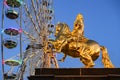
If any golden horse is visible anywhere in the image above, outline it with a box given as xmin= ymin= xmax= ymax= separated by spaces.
xmin=49 ymin=22 xmax=114 ymax=68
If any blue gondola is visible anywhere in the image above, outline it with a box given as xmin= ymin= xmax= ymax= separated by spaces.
xmin=6 ymin=9 xmax=19 ymax=19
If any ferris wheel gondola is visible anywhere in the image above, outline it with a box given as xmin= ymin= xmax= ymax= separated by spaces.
xmin=48 ymin=24 xmax=54 ymax=28
xmin=3 ymin=39 xmax=18 ymax=49
xmin=3 ymin=28 xmax=19 ymax=49
xmin=6 ymin=0 xmax=23 ymax=8
xmin=4 ymin=28 xmax=19 ymax=36
xmin=45 ymin=9 xmax=54 ymax=14
xmin=43 ymin=0 xmax=50 ymax=6
xmin=48 ymin=24 xmax=54 ymax=34
xmin=5 ymin=59 xmax=22 ymax=66
xmin=6 ymin=9 xmax=19 ymax=19
xmin=4 ymin=73 xmax=17 ymax=80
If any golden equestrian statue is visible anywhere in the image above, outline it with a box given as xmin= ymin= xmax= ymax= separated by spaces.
xmin=49 ymin=14 xmax=114 ymax=68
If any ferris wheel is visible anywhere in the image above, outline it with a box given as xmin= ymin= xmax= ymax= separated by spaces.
xmin=1 ymin=0 xmax=59 ymax=80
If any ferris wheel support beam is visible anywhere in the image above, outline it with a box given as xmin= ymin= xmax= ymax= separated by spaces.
xmin=19 ymin=5 xmax=23 ymax=60
xmin=1 ymin=1 xmax=5 ymax=80
xmin=36 ymin=0 xmax=39 ymax=10
xmin=19 ymin=5 xmax=23 ymax=80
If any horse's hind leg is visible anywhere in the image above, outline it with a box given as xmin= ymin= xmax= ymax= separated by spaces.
xmin=80 ymin=56 xmax=94 ymax=68
xmin=79 ymin=47 xmax=94 ymax=68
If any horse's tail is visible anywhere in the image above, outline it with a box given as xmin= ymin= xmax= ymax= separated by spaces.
xmin=100 ymin=46 xmax=114 ymax=68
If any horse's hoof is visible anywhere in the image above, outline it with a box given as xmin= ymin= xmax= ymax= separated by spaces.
xmin=58 ymin=59 xmax=64 ymax=62
xmin=84 ymin=64 xmax=94 ymax=68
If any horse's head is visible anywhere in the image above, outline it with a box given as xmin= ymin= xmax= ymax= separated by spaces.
xmin=54 ymin=23 xmax=71 ymax=38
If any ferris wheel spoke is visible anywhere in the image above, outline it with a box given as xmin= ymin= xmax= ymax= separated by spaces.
xmin=22 ymin=30 xmax=37 ymax=42
xmin=24 ymin=4 xmax=40 ymax=36
xmin=31 ymin=0 xmax=42 ymax=31
xmin=51 ymin=55 xmax=59 ymax=68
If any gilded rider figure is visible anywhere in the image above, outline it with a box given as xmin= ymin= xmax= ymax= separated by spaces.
xmin=71 ymin=14 xmax=88 ymax=42
xmin=49 ymin=14 xmax=114 ymax=68
xmin=56 ymin=14 xmax=88 ymax=52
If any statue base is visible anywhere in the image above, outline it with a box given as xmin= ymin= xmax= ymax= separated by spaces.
xmin=28 ymin=68 xmax=120 ymax=80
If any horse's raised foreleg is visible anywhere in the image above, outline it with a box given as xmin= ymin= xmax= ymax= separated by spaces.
xmin=57 ymin=40 xmax=68 ymax=52
xmin=48 ymin=40 xmax=59 ymax=51
xmin=58 ymin=54 xmax=67 ymax=62
xmin=79 ymin=46 xmax=94 ymax=68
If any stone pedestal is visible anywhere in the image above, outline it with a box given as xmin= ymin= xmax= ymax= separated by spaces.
xmin=28 ymin=68 xmax=120 ymax=80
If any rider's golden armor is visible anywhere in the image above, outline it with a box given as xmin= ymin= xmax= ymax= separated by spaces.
xmin=56 ymin=14 xmax=88 ymax=52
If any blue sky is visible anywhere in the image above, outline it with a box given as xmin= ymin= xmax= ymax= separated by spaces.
xmin=54 ymin=0 xmax=120 ymax=68
xmin=0 ymin=0 xmax=120 ymax=79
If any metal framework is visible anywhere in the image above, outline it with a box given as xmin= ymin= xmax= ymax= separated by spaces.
xmin=1 ymin=0 xmax=58 ymax=80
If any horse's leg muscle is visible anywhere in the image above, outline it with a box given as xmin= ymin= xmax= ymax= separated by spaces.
xmin=80 ymin=55 xmax=94 ymax=68
xmin=79 ymin=46 xmax=94 ymax=68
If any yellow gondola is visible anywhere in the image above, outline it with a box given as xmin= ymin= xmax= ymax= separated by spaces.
xmin=5 ymin=59 xmax=22 ymax=66
xmin=4 ymin=39 xmax=17 ymax=49
xmin=6 ymin=9 xmax=19 ymax=19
